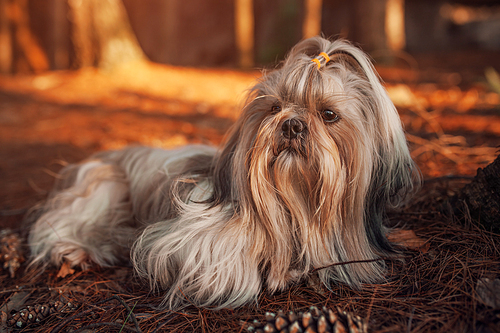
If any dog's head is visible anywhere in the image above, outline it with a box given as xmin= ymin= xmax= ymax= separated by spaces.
xmin=210 ymin=37 xmax=419 ymax=288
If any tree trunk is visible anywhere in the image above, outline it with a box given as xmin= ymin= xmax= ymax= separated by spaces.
xmin=351 ymin=0 xmax=388 ymax=52
xmin=0 ymin=0 xmax=12 ymax=73
xmin=47 ymin=0 xmax=69 ymax=70
xmin=303 ymin=0 xmax=322 ymax=39
xmin=385 ymin=0 xmax=405 ymax=51
xmin=10 ymin=0 xmax=49 ymax=73
xmin=447 ymin=155 xmax=500 ymax=234
xmin=68 ymin=0 xmax=145 ymax=69
xmin=235 ymin=0 xmax=254 ymax=68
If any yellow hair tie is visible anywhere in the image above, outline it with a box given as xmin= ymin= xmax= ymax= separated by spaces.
xmin=311 ymin=58 xmax=321 ymax=69
xmin=311 ymin=52 xmax=330 ymax=69
xmin=319 ymin=52 xmax=330 ymax=63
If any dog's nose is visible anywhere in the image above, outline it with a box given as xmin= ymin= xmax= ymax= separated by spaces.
xmin=282 ymin=118 xmax=306 ymax=139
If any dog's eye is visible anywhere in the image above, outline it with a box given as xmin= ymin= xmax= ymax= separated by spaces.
xmin=321 ymin=109 xmax=339 ymax=123
xmin=271 ymin=105 xmax=281 ymax=113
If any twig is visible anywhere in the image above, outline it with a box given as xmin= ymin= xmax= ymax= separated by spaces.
xmin=98 ymin=295 xmax=141 ymax=332
xmin=311 ymin=257 xmax=404 ymax=274
xmin=71 ymin=322 xmax=141 ymax=333
xmin=120 ymin=301 xmax=138 ymax=333
xmin=152 ymin=313 xmax=180 ymax=333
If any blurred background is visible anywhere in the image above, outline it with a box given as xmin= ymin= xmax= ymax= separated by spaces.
xmin=0 ymin=0 xmax=499 ymax=221
xmin=0 ymin=0 xmax=500 ymax=71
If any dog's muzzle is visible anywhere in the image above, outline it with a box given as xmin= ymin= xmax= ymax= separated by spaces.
xmin=282 ymin=118 xmax=306 ymax=139
xmin=274 ymin=118 xmax=308 ymax=157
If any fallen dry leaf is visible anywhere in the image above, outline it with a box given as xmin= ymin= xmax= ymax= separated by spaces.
xmin=387 ymin=229 xmax=430 ymax=253
xmin=56 ymin=261 xmax=75 ymax=278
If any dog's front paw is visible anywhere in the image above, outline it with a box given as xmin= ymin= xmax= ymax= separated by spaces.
xmin=50 ymin=242 xmax=93 ymax=270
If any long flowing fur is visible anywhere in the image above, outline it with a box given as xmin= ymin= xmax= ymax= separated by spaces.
xmin=28 ymin=37 xmax=419 ymax=309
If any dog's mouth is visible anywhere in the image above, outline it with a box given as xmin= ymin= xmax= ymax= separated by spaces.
xmin=272 ymin=118 xmax=309 ymax=158
xmin=273 ymin=138 xmax=308 ymax=158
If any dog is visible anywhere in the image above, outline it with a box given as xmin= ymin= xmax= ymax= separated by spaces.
xmin=28 ymin=37 xmax=419 ymax=309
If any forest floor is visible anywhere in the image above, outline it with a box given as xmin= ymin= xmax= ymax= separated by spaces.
xmin=0 ymin=53 xmax=499 ymax=332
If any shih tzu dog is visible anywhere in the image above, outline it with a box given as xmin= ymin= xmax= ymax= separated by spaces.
xmin=28 ymin=37 xmax=418 ymax=309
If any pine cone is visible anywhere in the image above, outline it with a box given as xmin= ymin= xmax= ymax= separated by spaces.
xmin=0 ymin=229 xmax=25 ymax=278
xmin=247 ymin=306 xmax=367 ymax=333
xmin=8 ymin=300 xmax=78 ymax=328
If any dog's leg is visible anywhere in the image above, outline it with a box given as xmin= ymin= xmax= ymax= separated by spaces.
xmin=28 ymin=160 xmax=134 ymax=269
